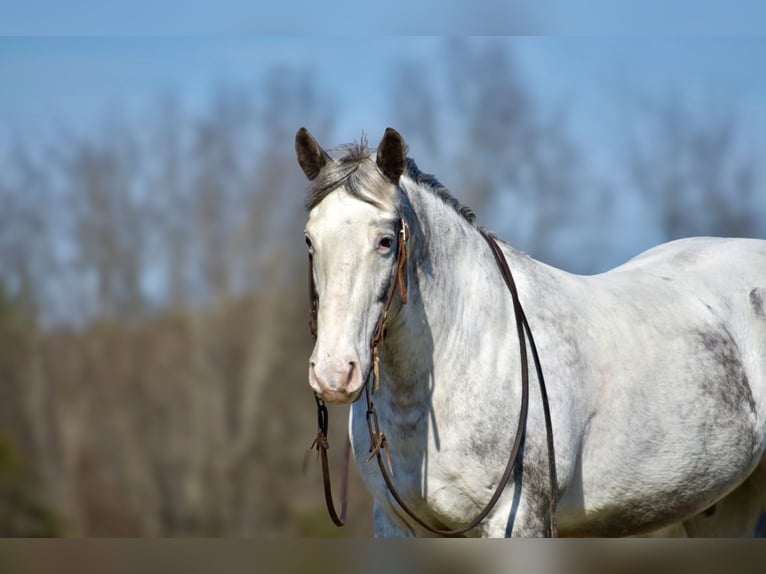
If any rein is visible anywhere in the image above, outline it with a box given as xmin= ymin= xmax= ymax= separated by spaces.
xmin=307 ymin=215 xmax=558 ymax=537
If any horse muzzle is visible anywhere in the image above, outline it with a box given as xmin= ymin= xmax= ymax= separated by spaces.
xmin=309 ymin=357 xmax=365 ymax=404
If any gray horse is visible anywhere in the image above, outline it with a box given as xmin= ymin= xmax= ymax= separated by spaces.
xmin=297 ymin=127 xmax=766 ymax=537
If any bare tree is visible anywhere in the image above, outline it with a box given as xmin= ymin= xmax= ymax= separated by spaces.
xmin=627 ymin=94 xmax=762 ymax=241
xmin=62 ymin=119 xmax=147 ymax=320
xmin=148 ymin=93 xmax=191 ymax=311
xmin=189 ymin=87 xmax=254 ymax=307
xmin=0 ymin=142 xmax=55 ymax=319
xmin=389 ymin=60 xmax=439 ymax=157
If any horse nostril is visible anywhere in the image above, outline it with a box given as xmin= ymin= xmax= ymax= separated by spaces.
xmin=347 ymin=362 xmax=356 ymax=386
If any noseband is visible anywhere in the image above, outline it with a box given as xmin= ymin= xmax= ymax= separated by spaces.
xmin=307 ymin=211 xmax=558 ymax=537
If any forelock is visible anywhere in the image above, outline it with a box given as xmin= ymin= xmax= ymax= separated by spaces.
xmin=305 ymin=139 xmax=395 ymax=211
xmin=304 ymin=138 xmax=477 ymax=227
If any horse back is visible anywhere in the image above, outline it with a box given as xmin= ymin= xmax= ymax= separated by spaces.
xmin=554 ymin=237 xmax=766 ymax=535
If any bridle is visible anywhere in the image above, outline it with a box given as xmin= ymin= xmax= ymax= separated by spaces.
xmin=307 ymin=207 xmax=558 ymax=537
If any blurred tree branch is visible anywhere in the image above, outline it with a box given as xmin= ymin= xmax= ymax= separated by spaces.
xmin=627 ymin=93 xmax=762 ymax=240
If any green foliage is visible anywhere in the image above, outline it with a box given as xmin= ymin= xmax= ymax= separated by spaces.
xmin=291 ymin=506 xmax=350 ymax=538
xmin=0 ymin=281 xmax=58 ymax=536
xmin=0 ymin=281 xmax=36 ymax=342
xmin=0 ymin=435 xmax=60 ymax=537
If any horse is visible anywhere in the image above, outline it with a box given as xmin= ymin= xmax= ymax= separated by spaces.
xmin=296 ymin=126 xmax=766 ymax=537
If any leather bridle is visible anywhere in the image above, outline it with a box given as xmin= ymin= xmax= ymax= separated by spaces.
xmin=307 ymin=208 xmax=558 ymax=537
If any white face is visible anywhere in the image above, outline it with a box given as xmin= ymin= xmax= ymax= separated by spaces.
xmin=305 ymin=188 xmax=400 ymax=404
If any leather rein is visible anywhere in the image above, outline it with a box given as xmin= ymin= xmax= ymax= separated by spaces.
xmin=307 ymin=213 xmax=558 ymax=537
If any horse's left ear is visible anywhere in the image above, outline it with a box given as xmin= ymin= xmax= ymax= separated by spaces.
xmin=376 ymin=128 xmax=406 ymax=183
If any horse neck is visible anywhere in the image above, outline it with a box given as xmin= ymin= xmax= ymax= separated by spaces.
xmin=379 ymin=182 xmax=523 ymax=406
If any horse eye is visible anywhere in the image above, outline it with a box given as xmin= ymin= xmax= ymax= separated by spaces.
xmin=305 ymin=235 xmax=313 ymax=251
xmin=377 ymin=236 xmax=394 ymax=251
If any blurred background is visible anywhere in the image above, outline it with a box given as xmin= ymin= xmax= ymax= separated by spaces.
xmin=0 ymin=35 xmax=765 ymax=537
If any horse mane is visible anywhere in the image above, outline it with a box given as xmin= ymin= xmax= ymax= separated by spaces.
xmin=305 ymin=139 xmax=477 ymax=227
xmin=404 ymin=158 xmax=477 ymax=225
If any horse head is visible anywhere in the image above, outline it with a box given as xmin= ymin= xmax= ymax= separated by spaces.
xmin=296 ymin=127 xmax=408 ymax=404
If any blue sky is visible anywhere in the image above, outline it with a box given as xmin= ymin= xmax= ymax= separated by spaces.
xmin=2 ymin=1 xmax=765 ymax=34
xmin=2 ymin=36 xmax=765 ymax=171
xmin=3 ymin=36 xmax=766 ymax=140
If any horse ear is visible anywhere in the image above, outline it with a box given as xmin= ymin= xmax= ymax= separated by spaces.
xmin=376 ymin=127 xmax=406 ymax=183
xmin=295 ymin=127 xmax=331 ymax=180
